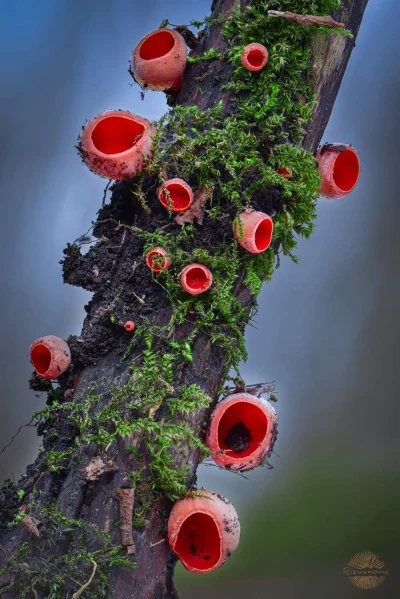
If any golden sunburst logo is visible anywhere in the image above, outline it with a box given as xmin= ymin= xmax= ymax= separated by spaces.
xmin=343 ymin=551 xmax=388 ymax=590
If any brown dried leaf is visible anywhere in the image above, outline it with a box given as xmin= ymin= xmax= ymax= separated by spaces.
xmin=19 ymin=516 xmax=40 ymax=537
xmin=175 ymin=186 xmax=213 ymax=226
xmin=84 ymin=456 xmax=119 ymax=481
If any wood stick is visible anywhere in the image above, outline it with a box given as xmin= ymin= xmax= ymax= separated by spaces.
xmin=268 ymin=10 xmax=345 ymax=29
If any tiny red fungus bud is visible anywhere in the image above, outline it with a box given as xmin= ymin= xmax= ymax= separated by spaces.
xmin=168 ymin=488 xmax=240 ymax=574
xmin=124 ymin=321 xmax=135 ymax=332
xmin=79 ymin=110 xmax=155 ymax=180
xmin=131 ymin=29 xmax=187 ymax=92
xmin=30 ymin=335 xmax=71 ymax=380
xmin=241 ymin=43 xmax=268 ymax=72
xmin=233 ymin=210 xmax=273 ymax=254
xmin=315 ymin=144 xmax=360 ymax=199
xmin=146 ymin=247 xmax=172 ymax=273
xmin=158 ymin=178 xmax=193 ymax=213
xmin=276 ymin=166 xmax=292 ymax=180
xmin=205 ymin=393 xmax=278 ymax=471
xmin=181 ymin=263 xmax=212 ymax=295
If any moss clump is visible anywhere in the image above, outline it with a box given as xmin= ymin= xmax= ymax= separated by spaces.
xmin=1 ymin=503 xmax=134 ymax=598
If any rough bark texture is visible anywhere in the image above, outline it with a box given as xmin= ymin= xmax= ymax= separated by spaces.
xmin=0 ymin=1 xmax=368 ymax=598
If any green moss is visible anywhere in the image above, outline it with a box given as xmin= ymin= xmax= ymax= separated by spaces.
xmin=1 ymin=503 xmax=134 ymax=598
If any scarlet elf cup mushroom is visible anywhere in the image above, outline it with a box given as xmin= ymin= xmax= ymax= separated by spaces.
xmin=315 ymin=144 xmax=360 ymax=199
xmin=233 ymin=210 xmax=274 ymax=254
xmin=241 ymin=43 xmax=269 ymax=72
xmin=30 ymin=335 xmax=71 ymax=380
xmin=79 ymin=109 xmax=155 ymax=180
xmin=168 ymin=489 xmax=240 ymax=574
xmin=180 ymin=264 xmax=213 ymax=295
xmin=145 ymin=247 xmax=172 ymax=273
xmin=158 ymin=178 xmax=193 ymax=212
xmin=131 ymin=28 xmax=188 ymax=92
xmin=206 ymin=393 xmax=278 ymax=471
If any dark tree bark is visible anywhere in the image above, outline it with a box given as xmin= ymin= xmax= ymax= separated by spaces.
xmin=0 ymin=1 xmax=368 ymax=598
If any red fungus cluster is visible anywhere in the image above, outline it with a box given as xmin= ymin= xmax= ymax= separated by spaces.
xmin=67 ymin=24 xmax=363 ymax=578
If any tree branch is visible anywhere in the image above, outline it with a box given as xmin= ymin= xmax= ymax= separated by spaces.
xmin=268 ymin=10 xmax=345 ymax=29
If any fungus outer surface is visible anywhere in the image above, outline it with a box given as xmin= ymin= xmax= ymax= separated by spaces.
xmin=91 ymin=116 xmax=145 ymax=155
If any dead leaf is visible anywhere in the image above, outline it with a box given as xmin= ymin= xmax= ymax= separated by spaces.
xmin=84 ymin=456 xmax=119 ymax=481
xmin=175 ymin=186 xmax=213 ymax=226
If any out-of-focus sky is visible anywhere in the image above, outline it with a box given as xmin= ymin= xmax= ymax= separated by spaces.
xmin=0 ymin=1 xmax=399 ymax=597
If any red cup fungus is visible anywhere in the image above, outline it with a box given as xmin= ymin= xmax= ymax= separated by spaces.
xmin=315 ymin=144 xmax=360 ymax=199
xmin=241 ymin=43 xmax=269 ymax=72
xmin=233 ymin=210 xmax=273 ymax=254
xmin=205 ymin=393 xmax=278 ymax=471
xmin=124 ymin=321 xmax=135 ymax=332
xmin=181 ymin=264 xmax=213 ymax=295
xmin=276 ymin=166 xmax=292 ymax=180
xmin=168 ymin=488 xmax=240 ymax=574
xmin=131 ymin=28 xmax=187 ymax=92
xmin=30 ymin=335 xmax=71 ymax=380
xmin=158 ymin=178 xmax=193 ymax=212
xmin=79 ymin=110 xmax=155 ymax=180
xmin=146 ymin=247 xmax=172 ymax=273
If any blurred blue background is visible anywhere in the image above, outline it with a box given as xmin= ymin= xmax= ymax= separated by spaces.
xmin=0 ymin=1 xmax=399 ymax=597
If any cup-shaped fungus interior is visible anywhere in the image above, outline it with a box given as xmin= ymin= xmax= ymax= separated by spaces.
xmin=217 ymin=402 xmax=269 ymax=458
xmin=31 ymin=344 xmax=51 ymax=377
xmin=247 ymin=48 xmax=265 ymax=68
xmin=91 ymin=116 xmax=145 ymax=155
xmin=160 ymin=183 xmax=191 ymax=211
xmin=254 ymin=217 xmax=273 ymax=252
xmin=332 ymin=148 xmax=360 ymax=192
xmin=148 ymin=250 xmax=166 ymax=272
xmin=139 ymin=30 xmax=175 ymax=60
xmin=185 ymin=267 xmax=208 ymax=290
xmin=174 ymin=512 xmax=221 ymax=571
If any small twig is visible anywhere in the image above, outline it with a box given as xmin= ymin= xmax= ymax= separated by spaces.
xmin=117 ymin=488 xmax=136 ymax=554
xmin=159 ymin=378 xmax=175 ymax=395
xmin=229 ymin=380 xmax=276 ymax=397
xmin=150 ymin=538 xmax=167 ymax=548
xmin=174 ymin=25 xmax=199 ymax=49
xmin=0 ymin=416 xmax=37 ymax=456
xmin=102 ymin=179 xmax=112 ymax=207
xmin=268 ymin=10 xmax=345 ymax=29
xmin=72 ymin=561 xmax=97 ymax=598
xmin=133 ymin=292 xmax=145 ymax=305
